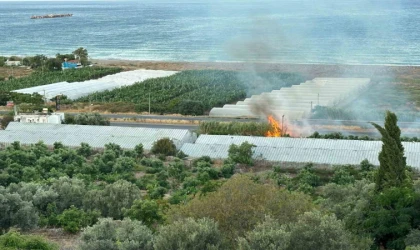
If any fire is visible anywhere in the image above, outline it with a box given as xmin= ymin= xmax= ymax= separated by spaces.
xmin=266 ymin=115 xmax=282 ymax=137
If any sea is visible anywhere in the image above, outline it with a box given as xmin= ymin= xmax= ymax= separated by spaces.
xmin=1 ymin=0 xmax=420 ymax=65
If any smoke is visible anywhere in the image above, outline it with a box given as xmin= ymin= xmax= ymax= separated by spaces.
xmin=218 ymin=0 xmax=418 ymax=137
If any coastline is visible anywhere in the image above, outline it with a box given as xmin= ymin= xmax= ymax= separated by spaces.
xmin=91 ymin=59 xmax=420 ymax=78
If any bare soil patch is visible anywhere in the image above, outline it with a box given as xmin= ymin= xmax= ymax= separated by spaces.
xmin=0 ymin=66 xmax=32 ymax=79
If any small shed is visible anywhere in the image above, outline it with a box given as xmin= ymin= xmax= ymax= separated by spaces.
xmin=6 ymin=60 xmax=21 ymax=66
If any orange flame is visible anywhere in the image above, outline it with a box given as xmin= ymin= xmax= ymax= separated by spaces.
xmin=266 ymin=115 xmax=282 ymax=137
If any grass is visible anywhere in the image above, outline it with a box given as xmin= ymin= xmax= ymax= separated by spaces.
xmin=0 ymin=66 xmax=32 ymax=80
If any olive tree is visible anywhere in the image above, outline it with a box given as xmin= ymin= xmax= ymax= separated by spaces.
xmin=154 ymin=217 xmax=223 ymax=250
xmin=83 ymin=180 xmax=141 ymax=219
xmin=0 ymin=187 xmax=39 ymax=232
xmin=237 ymin=216 xmax=290 ymax=250
xmin=169 ymin=175 xmax=313 ymax=242
xmin=79 ymin=218 xmax=153 ymax=250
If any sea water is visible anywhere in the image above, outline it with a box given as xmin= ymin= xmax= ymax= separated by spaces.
xmin=1 ymin=0 xmax=419 ymax=65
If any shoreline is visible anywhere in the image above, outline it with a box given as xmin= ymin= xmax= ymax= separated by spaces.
xmin=91 ymin=59 xmax=420 ymax=78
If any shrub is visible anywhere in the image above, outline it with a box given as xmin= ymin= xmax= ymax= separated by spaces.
xmin=176 ymin=150 xmax=188 ymax=159
xmin=58 ymin=206 xmax=99 ymax=233
xmin=237 ymin=216 xmax=290 ymax=250
xmin=1 ymin=114 xmax=14 ymax=129
xmin=83 ymin=180 xmax=141 ymax=219
xmin=124 ymin=199 xmax=163 ymax=228
xmin=154 ymin=217 xmax=223 ymax=250
xmin=192 ymin=156 xmax=212 ymax=168
xmin=405 ymin=229 xmax=420 ymax=247
xmin=177 ymin=100 xmax=205 ymax=115
xmin=228 ymin=142 xmax=255 ymax=165
xmin=77 ymin=143 xmax=93 ymax=158
xmin=65 ymin=113 xmax=110 ymax=126
xmin=134 ymin=144 xmax=144 ymax=158
xmin=0 ymin=230 xmax=58 ymax=250
xmin=0 ymin=187 xmax=39 ymax=231
xmin=220 ymin=163 xmax=235 ymax=178
xmin=79 ymin=218 xmax=153 ymax=250
xmin=169 ymin=176 xmax=313 ymax=242
xmin=288 ymin=211 xmax=370 ymax=250
xmin=151 ymin=138 xmax=177 ymax=156
xmin=331 ymin=167 xmax=355 ymax=185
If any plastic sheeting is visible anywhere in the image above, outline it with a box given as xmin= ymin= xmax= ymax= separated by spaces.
xmin=3 ymin=122 xmax=196 ymax=150
xmin=209 ymin=78 xmax=371 ymax=119
xmin=181 ymin=135 xmax=420 ymax=168
xmin=13 ymin=69 xmax=178 ymax=100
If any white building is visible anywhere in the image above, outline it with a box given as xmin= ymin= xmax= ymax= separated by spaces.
xmin=5 ymin=60 xmax=22 ymax=66
xmin=14 ymin=111 xmax=64 ymax=124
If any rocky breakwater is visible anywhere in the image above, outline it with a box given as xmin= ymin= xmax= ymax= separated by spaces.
xmin=30 ymin=14 xmax=73 ymax=19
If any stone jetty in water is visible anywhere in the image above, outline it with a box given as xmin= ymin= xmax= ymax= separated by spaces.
xmin=30 ymin=14 xmax=73 ymax=19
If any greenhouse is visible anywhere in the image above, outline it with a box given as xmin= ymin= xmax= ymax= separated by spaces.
xmin=181 ymin=135 xmax=420 ymax=168
xmin=12 ymin=69 xmax=178 ymax=100
xmin=209 ymin=78 xmax=371 ymax=119
xmin=3 ymin=122 xmax=196 ymax=150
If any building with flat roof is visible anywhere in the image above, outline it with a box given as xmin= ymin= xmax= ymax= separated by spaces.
xmin=13 ymin=111 xmax=64 ymax=124
xmin=5 ymin=60 xmax=21 ymax=66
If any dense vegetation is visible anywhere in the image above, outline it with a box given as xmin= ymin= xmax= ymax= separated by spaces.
xmin=77 ymin=71 xmax=306 ymax=115
xmin=0 ymin=67 xmax=122 ymax=92
xmin=199 ymin=121 xmax=420 ymax=142
xmin=309 ymin=131 xmax=420 ymax=142
xmin=199 ymin=121 xmax=271 ymax=136
xmin=0 ymin=92 xmax=44 ymax=106
xmin=64 ymin=113 xmax=110 ymax=126
xmin=1 ymin=112 xmax=420 ymax=250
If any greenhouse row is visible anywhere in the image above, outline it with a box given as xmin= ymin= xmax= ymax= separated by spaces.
xmin=181 ymin=135 xmax=420 ymax=168
xmin=12 ymin=69 xmax=178 ymax=100
xmin=2 ymin=122 xmax=195 ymax=150
xmin=209 ymin=78 xmax=371 ymax=120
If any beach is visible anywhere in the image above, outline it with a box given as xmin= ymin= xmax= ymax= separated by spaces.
xmin=92 ymin=59 xmax=420 ymax=79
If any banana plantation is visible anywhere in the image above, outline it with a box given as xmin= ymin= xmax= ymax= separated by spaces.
xmin=77 ymin=70 xmax=305 ymax=115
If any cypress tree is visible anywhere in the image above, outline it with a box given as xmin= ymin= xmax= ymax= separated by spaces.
xmin=370 ymin=111 xmax=409 ymax=191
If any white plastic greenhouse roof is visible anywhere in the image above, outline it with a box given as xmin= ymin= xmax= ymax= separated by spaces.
xmin=181 ymin=135 xmax=420 ymax=168
xmin=3 ymin=122 xmax=195 ymax=150
xmin=209 ymin=78 xmax=370 ymax=119
xmin=12 ymin=69 xmax=178 ymax=100
xmin=194 ymin=135 xmax=420 ymax=153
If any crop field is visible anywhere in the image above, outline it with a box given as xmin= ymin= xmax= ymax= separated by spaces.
xmin=76 ymin=70 xmax=306 ymax=115
xmin=0 ymin=67 xmax=122 ymax=92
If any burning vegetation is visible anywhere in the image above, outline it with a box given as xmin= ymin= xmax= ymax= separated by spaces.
xmin=265 ymin=115 xmax=297 ymax=137
xmin=266 ymin=115 xmax=282 ymax=137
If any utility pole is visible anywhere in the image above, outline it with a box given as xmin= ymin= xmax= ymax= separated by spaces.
xmin=148 ymin=92 xmax=151 ymax=115
xmin=281 ymin=115 xmax=284 ymax=136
